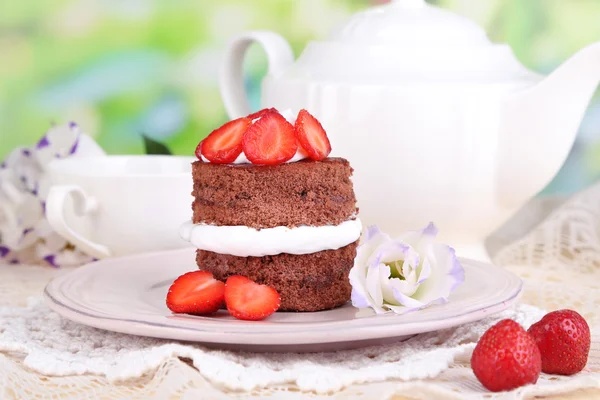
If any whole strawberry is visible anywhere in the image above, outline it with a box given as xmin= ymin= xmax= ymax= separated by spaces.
xmin=527 ymin=309 xmax=590 ymax=375
xmin=471 ymin=319 xmax=542 ymax=392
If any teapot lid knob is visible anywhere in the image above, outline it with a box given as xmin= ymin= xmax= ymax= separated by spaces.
xmin=330 ymin=0 xmax=491 ymax=47
xmin=391 ymin=0 xmax=426 ymax=8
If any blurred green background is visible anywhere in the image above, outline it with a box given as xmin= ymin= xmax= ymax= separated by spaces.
xmin=0 ymin=0 xmax=599 ymax=194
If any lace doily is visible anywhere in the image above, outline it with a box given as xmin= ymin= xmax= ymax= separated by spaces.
xmin=491 ymin=181 xmax=600 ymax=273
xmin=0 ymin=295 xmax=542 ymax=391
xmin=1 ymin=292 xmax=598 ymax=399
xmin=1 ymin=179 xmax=600 ymax=399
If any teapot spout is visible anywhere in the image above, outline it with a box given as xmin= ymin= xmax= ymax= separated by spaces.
xmin=498 ymin=42 xmax=600 ymax=208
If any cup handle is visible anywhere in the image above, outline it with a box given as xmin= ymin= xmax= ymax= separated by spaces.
xmin=46 ymin=184 xmax=111 ymax=259
xmin=219 ymin=30 xmax=294 ymax=118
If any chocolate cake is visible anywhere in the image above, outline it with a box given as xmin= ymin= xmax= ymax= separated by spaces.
xmin=196 ymin=242 xmax=358 ymax=311
xmin=180 ymin=108 xmax=361 ymax=312
xmin=191 ymin=158 xmax=356 ymax=228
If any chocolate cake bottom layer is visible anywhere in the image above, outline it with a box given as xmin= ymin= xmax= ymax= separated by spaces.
xmin=196 ymin=241 xmax=359 ymax=312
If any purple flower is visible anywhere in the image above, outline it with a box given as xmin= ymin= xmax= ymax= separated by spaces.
xmin=348 ymin=223 xmax=465 ymax=315
xmin=21 ymin=227 xmax=34 ymax=237
xmin=36 ymin=135 xmax=50 ymax=149
xmin=69 ymin=137 xmax=79 ymax=154
xmin=43 ymin=254 xmax=60 ymax=268
xmin=34 ymin=121 xmax=104 ymax=167
xmin=0 ymin=246 xmax=9 ymax=258
xmin=0 ymin=121 xmax=105 ymax=266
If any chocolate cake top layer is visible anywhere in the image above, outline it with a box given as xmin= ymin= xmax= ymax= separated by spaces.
xmin=191 ymin=157 xmax=358 ymax=229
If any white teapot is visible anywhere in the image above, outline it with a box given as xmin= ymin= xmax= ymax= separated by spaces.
xmin=219 ymin=0 xmax=600 ymax=259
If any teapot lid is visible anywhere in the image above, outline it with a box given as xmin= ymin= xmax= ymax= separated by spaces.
xmin=333 ymin=0 xmax=490 ymax=47
xmin=293 ymin=0 xmax=540 ymax=82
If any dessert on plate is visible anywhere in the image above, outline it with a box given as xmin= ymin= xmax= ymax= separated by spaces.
xmin=179 ymin=108 xmax=361 ymax=312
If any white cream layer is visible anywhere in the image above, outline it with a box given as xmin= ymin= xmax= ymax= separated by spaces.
xmin=180 ymin=219 xmax=362 ymax=257
xmin=201 ymin=150 xmax=306 ymax=165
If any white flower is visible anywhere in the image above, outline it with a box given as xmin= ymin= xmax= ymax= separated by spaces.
xmin=0 ymin=122 xmax=104 ymax=266
xmin=349 ymin=223 xmax=465 ymax=315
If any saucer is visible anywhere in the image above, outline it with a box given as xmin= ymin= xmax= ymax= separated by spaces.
xmin=44 ymin=248 xmax=522 ymax=352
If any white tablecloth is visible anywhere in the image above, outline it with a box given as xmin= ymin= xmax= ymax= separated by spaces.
xmin=2 ymin=184 xmax=600 ymax=399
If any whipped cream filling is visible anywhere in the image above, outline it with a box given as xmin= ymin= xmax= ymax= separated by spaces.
xmin=180 ymin=218 xmax=362 ymax=257
xmin=200 ymin=108 xmax=309 ymax=165
xmin=201 ymin=149 xmax=306 ymax=165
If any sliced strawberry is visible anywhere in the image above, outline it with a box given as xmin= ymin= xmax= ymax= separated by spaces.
xmin=294 ymin=109 xmax=331 ymax=161
xmin=224 ymin=275 xmax=281 ymax=321
xmin=242 ymin=111 xmax=297 ymax=165
xmin=247 ymin=107 xmax=278 ymax=120
xmin=194 ymin=140 xmax=204 ymax=160
xmin=200 ymin=117 xmax=252 ymax=163
xmin=296 ymin=143 xmax=309 ymax=158
xmin=166 ymin=270 xmax=225 ymax=315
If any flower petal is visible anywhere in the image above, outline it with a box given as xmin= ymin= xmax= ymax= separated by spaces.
xmin=448 ymin=247 xmax=466 ymax=292
xmin=364 ymin=225 xmax=381 ymax=241
xmin=400 ymin=222 xmax=438 ymax=254
xmin=422 ymin=222 xmax=438 ymax=236
xmin=366 ymin=263 xmax=384 ymax=307
xmin=350 ymin=265 xmax=386 ymax=314
xmin=69 ymin=134 xmax=106 ymax=159
xmin=387 ymin=277 xmax=420 ymax=300
xmin=371 ymin=240 xmax=410 ymax=265
xmin=43 ymin=254 xmax=60 ymax=268
xmin=417 ymin=257 xmax=431 ymax=283
xmin=350 ymin=286 xmax=371 ymax=309
xmin=367 ymin=240 xmax=411 ymax=276
xmin=401 ymin=255 xmax=419 ymax=280
xmin=412 ymin=244 xmax=464 ymax=304
xmin=36 ymin=135 xmax=50 ymax=149
xmin=355 ymin=225 xmax=390 ymax=270
xmin=349 ymin=267 xmax=371 ymax=308
xmin=378 ymin=264 xmax=397 ymax=305
xmin=390 ymin=286 xmax=425 ymax=309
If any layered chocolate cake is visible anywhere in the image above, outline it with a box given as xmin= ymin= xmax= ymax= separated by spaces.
xmin=180 ymin=108 xmax=361 ymax=312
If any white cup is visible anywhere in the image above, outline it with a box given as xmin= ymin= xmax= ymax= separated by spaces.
xmin=46 ymin=155 xmax=195 ymax=259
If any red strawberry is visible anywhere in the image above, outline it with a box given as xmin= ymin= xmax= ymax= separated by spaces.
xmin=224 ymin=275 xmax=281 ymax=321
xmin=242 ymin=111 xmax=297 ymax=165
xmin=527 ymin=309 xmax=590 ymax=375
xmin=200 ymin=117 xmax=252 ymax=163
xmin=194 ymin=140 xmax=204 ymax=160
xmin=247 ymin=107 xmax=278 ymax=120
xmin=471 ymin=319 xmax=541 ymax=392
xmin=294 ymin=109 xmax=331 ymax=161
xmin=166 ymin=271 xmax=225 ymax=315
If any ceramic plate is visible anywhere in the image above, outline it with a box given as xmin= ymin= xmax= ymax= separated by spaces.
xmin=44 ymin=248 xmax=522 ymax=352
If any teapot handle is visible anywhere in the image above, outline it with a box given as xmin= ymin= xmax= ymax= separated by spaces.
xmin=219 ymin=31 xmax=294 ymax=118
